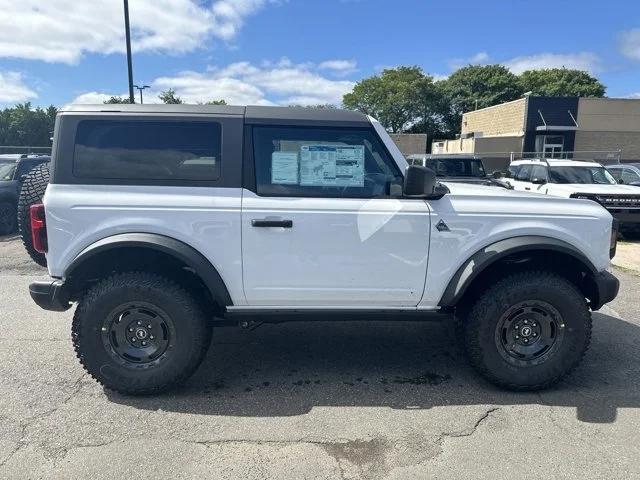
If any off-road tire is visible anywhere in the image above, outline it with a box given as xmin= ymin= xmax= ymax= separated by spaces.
xmin=0 ymin=201 xmax=17 ymax=235
xmin=72 ymin=272 xmax=212 ymax=395
xmin=461 ymin=271 xmax=591 ymax=391
xmin=17 ymin=162 xmax=50 ymax=266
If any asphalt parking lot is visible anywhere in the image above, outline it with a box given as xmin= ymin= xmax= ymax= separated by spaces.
xmin=1 ymin=235 xmax=639 ymax=479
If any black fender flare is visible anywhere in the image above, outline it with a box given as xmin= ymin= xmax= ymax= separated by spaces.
xmin=438 ymin=235 xmax=597 ymax=307
xmin=65 ymin=233 xmax=233 ymax=307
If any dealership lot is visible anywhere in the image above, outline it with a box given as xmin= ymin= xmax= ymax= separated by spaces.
xmin=1 ymin=235 xmax=639 ymax=479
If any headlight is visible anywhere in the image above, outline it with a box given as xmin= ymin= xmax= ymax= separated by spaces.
xmin=570 ymin=193 xmax=598 ymax=201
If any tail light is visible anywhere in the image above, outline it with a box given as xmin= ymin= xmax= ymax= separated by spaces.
xmin=30 ymin=204 xmax=48 ymax=253
xmin=610 ymin=219 xmax=618 ymax=259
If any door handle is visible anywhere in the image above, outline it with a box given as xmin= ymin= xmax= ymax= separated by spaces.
xmin=251 ymin=219 xmax=293 ymax=228
xmin=525 ymin=187 xmax=531 ymax=191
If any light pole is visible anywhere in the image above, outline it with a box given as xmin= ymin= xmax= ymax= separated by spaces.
xmin=123 ymin=0 xmax=135 ymax=103
xmin=134 ymin=85 xmax=150 ymax=104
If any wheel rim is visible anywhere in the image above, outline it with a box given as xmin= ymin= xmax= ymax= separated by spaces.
xmin=101 ymin=302 xmax=176 ymax=368
xmin=494 ymin=300 xmax=565 ymax=366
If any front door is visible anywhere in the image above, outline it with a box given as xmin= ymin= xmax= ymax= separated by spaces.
xmin=241 ymin=125 xmax=431 ymax=307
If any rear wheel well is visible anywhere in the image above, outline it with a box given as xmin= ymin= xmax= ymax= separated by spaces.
xmin=455 ymin=250 xmax=598 ymax=311
xmin=66 ymin=247 xmax=220 ymax=316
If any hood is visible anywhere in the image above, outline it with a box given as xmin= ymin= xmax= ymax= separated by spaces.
xmin=549 ymin=183 xmax=640 ymax=196
xmin=442 ymin=181 xmax=545 ymax=198
xmin=441 ymin=179 xmax=612 ymax=223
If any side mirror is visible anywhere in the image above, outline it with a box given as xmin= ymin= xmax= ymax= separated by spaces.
xmin=404 ymin=165 xmax=439 ymax=198
xmin=531 ymin=177 xmax=547 ymax=185
xmin=618 ymin=179 xmax=625 ymax=184
xmin=491 ymin=171 xmax=503 ymax=179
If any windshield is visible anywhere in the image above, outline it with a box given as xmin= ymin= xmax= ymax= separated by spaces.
xmin=0 ymin=162 xmax=16 ymax=181
xmin=549 ymin=166 xmax=617 ymax=185
xmin=424 ymin=158 xmax=486 ymax=177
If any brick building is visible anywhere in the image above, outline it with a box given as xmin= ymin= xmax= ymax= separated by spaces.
xmin=432 ymin=96 xmax=640 ymax=171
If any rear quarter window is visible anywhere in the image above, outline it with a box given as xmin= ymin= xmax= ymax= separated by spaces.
xmin=73 ymin=120 xmax=221 ymax=181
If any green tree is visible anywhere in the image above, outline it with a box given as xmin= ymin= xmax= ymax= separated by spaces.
xmin=342 ymin=66 xmax=448 ymax=148
xmin=288 ymin=103 xmax=337 ymax=109
xmin=0 ymin=103 xmax=57 ymax=147
xmin=519 ymin=68 xmax=606 ymax=97
xmin=440 ymin=64 xmax=523 ymax=134
xmin=205 ymin=99 xmax=227 ymax=105
xmin=343 ymin=66 xmax=435 ymax=133
xmin=103 ymin=96 xmax=131 ymax=104
xmin=158 ymin=89 xmax=183 ymax=104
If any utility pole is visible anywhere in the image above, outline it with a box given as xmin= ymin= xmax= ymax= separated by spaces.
xmin=123 ymin=0 xmax=135 ymax=104
xmin=134 ymin=85 xmax=150 ymax=104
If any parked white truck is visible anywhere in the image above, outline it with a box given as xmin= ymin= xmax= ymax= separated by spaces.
xmin=29 ymin=105 xmax=619 ymax=395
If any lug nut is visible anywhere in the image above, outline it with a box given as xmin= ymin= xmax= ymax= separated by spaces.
xmin=128 ymin=328 xmax=133 ymax=332
xmin=131 ymin=337 xmax=136 ymax=342
xmin=524 ymin=339 xmax=529 ymax=343
xmin=147 ymin=324 xmax=152 ymax=329
xmin=515 ymin=335 xmax=520 ymax=339
xmin=532 ymin=323 xmax=537 ymax=327
xmin=142 ymin=341 xmax=147 ymax=346
xmin=533 ymin=333 xmax=537 ymax=337
xmin=524 ymin=320 xmax=529 ymax=325
xmin=150 ymin=335 xmax=154 ymax=340
xmin=137 ymin=321 xmax=142 ymax=325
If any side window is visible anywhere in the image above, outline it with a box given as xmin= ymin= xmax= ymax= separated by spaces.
xmin=252 ymin=126 xmax=403 ymax=198
xmin=608 ymin=168 xmax=622 ymax=181
xmin=515 ymin=165 xmax=533 ymax=182
xmin=622 ymin=168 xmax=640 ymax=184
xmin=73 ymin=120 xmax=221 ymax=181
xmin=507 ymin=165 xmax=520 ymax=179
xmin=531 ymin=165 xmax=548 ymax=181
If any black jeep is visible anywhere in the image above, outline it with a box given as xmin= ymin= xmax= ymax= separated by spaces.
xmin=406 ymin=154 xmax=512 ymax=189
xmin=0 ymin=155 xmax=50 ymax=235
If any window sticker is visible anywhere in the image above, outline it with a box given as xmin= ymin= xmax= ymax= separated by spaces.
xmin=299 ymin=145 xmax=364 ymax=187
xmin=271 ymin=151 xmax=299 ymax=185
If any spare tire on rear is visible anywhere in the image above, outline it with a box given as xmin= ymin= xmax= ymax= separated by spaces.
xmin=18 ymin=162 xmax=50 ymax=267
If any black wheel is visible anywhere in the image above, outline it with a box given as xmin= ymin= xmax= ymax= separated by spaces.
xmin=461 ymin=271 xmax=591 ymax=391
xmin=72 ymin=272 xmax=212 ymax=395
xmin=17 ymin=162 xmax=50 ymax=266
xmin=0 ymin=201 xmax=17 ymax=235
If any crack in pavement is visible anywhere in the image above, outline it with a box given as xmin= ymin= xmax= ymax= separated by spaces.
xmin=0 ymin=373 xmax=87 ymax=469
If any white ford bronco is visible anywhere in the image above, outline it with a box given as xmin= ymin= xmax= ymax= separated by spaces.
xmin=29 ymin=105 xmax=619 ymax=395
xmin=506 ymin=158 xmax=640 ymax=235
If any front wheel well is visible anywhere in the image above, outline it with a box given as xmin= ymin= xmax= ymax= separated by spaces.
xmin=65 ymin=247 xmax=220 ymax=316
xmin=453 ymin=250 xmax=598 ymax=310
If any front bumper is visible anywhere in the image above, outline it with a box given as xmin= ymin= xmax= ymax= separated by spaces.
xmin=29 ymin=280 xmax=71 ymax=312
xmin=590 ymin=270 xmax=620 ymax=311
xmin=608 ymin=210 xmax=640 ymax=230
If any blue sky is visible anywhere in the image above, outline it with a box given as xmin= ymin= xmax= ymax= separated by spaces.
xmin=0 ymin=0 xmax=639 ymax=108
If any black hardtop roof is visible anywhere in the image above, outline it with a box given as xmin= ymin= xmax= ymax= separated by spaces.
xmin=59 ymin=104 xmax=370 ymax=127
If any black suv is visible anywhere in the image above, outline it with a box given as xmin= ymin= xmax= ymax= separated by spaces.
xmin=407 ymin=154 xmax=511 ymax=189
xmin=0 ymin=155 xmax=50 ymax=234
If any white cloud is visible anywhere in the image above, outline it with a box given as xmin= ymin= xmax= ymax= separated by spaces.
xmin=0 ymin=0 xmax=275 ymax=64
xmin=0 ymin=72 xmax=37 ymax=103
xmin=503 ymin=52 xmax=601 ymax=74
xmin=70 ymin=91 xmax=129 ymax=104
xmin=318 ymin=59 xmax=358 ymax=75
xmin=619 ymin=29 xmax=640 ymax=61
xmin=625 ymin=92 xmax=640 ymax=99
xmin=71 ymin=59 xmax=357 ymax=106
xmin=448 ymin=51 xmax=490 ymax=70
